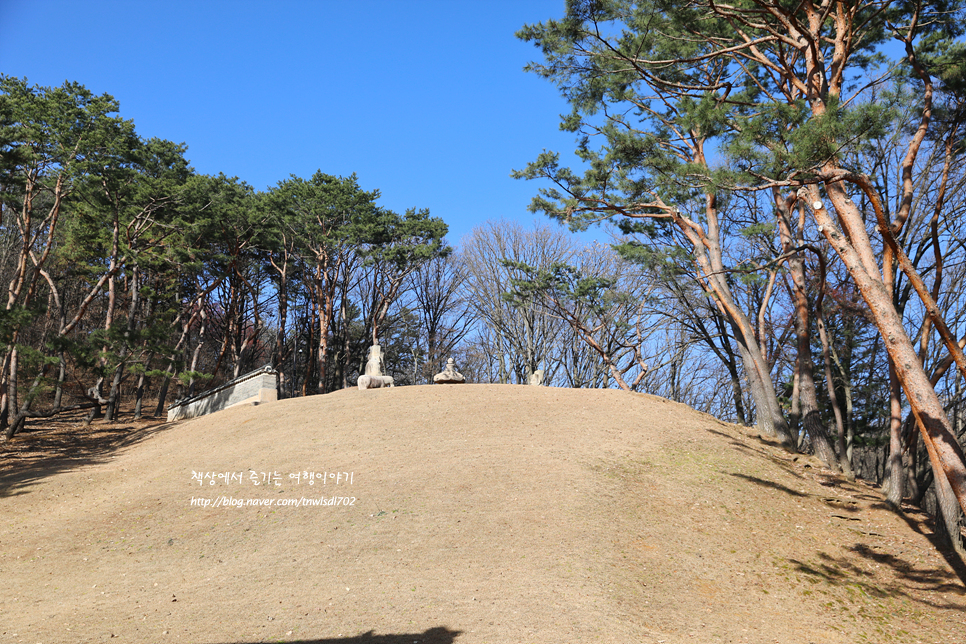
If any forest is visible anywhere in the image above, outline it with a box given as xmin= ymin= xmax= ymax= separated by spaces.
xmin=2 ymin=0 xmax=966 ymax=557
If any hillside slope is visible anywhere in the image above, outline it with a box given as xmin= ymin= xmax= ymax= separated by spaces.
xmin=2 ymin=384 xmax=964 ymax=644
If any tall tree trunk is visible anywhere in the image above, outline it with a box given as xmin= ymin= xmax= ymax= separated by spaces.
xmin=340 ymin=286 xmax=352 ymax=390
xmin=726 ymin=309 xmax=794 ymax=449
xmin=154 ymin=364 xmax=173 ymax=418
xmin=816 ymin=306 xmax=852 ymax=476
xmin=776 ymin=194 xmax=839 ymax=469
xmin=886 ymin=363 xmax=905 ymax=507
xmin=3 ymin=347 xmax=19 ymax=440
xmin=788 ymin=364 xmax=801 ymax=443
xmin=316 ymin=281 xmax=334 ymax=394
xmin=270 ymin=249 xmax=290 ymax=389
xmin=790 ymin=277 xmax=840 ymax=471
xmin=106 ymin=266 xmax=141 ymax=421
xmin=805 ymin=187 xmax=966 ymax=530
xmin=210 ymin=280 xmax=236 ymax=384
xmin=53 ymin=352 xmax=67 ymax=410
xmin=133 ymin=352 xmax=153 ymax=419
xmin=302 ymin=297 xmax=316 ymax=396
xmin=667 ymin=190 xmax=795 ymax=450
xmin=709 ymin=311 xmax=748 ymax=425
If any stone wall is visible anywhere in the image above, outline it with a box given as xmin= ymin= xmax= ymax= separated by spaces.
xmin=167 ymin=366 xmax=278 ymax=422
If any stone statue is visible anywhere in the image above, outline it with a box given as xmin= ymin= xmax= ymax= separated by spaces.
xmin=433 ymin=358 xmax=465 ymax=384
xmin=365 ymin=341 xmax=385 ymax=377
xmin=358 ymin=340 xmax=394 ymax=390
xmin=358 ymin=373 xmax=394 ymax=390
xmin=528 ymin=369 xmax=544 ymax=386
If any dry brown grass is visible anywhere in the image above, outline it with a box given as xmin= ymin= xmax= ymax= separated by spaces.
xmin=1 ymin=385 xmax=964 ymax=644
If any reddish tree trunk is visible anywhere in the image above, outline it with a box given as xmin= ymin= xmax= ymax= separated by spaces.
xmin=805 ymin=187 xmax=966 ymax=526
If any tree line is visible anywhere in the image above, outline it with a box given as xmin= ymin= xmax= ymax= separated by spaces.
xmin=514 ymin=0 xmax=966 ymax=554
xmin=0 ymin=76 xmax=451 ymax=439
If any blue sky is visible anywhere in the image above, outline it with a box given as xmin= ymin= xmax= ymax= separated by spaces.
xmin=0 ymin=0 xmax=583 ymax=244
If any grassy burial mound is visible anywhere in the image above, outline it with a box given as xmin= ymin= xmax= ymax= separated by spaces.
xmin=2 ymin=385 xmax=964 ymax=643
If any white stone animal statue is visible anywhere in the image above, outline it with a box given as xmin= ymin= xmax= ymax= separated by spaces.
xmin=357 ymin=374 xmax=394 ymax=390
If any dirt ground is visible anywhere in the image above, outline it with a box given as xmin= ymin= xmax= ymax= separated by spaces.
xmin=1 ymin=384 xmax=964 ymax=644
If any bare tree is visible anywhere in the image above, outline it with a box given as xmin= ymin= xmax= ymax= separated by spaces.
xmin=504 ymin=243 xmax=652 ymax=391
xmin=461 ymin=221 xmax=572 ymax=384
xmin=407 ymin=252 xmax=473 ymax=382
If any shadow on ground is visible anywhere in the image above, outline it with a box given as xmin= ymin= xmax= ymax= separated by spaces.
xmin=729 ymin=472 xmax=809 ymax=497
xmin=0 ymin=415 xmax=176 ymax=498
xmin=697 ymin=420 xmax=966 ymax=596
xmin=722 ymin=448 xmax=966 ymax=589
xmin=891 ymin=504 xmax=966 ymax=587
xmin=213 ymin=626 xmax=462 ymax=644
xmin=787 ymin=545 xmax=966 ymax=610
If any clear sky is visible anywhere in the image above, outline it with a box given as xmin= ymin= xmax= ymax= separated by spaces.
xmin=0 ymin=0 xmax=584 ymax=245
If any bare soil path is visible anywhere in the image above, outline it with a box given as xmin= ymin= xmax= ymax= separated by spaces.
xmin=1 ymin=384 xmax=964 ymax=643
